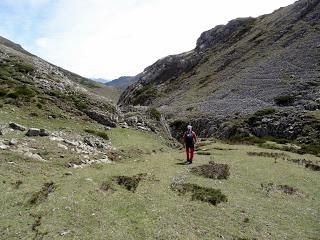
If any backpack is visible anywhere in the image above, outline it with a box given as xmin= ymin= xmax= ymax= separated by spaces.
xmin=185 ymin=131 xmax=194 ymax=145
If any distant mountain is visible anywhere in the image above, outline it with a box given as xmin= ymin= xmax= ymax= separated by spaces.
xmin=105 ymin=76 xmax=138 ymax=91
xmin=118 ymin=0 xmax=320 ymax=142
xmin=91 ymin=78 xmax=110 ymax=83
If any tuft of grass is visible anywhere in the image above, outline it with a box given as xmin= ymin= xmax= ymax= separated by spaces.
xmin=100 ymin=181 xmax=114 ymax=192
xmin=191 ymin=161 xmax=230 ymax=179
xmin=171 ymin=183 xmax=228 ymax=206
xmin=28 ymin=182 xmax=56 ymax=205
xmin=84 ymin=129 xmax=109 ymax=140
xmin=113 ymin=175 xmax=142 ymax=192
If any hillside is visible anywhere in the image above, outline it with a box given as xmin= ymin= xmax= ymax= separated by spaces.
xmin=0 ymin=18 xmax=319 ymax=240
xmin=118 ymin=0 xmax=320 ymax=143
xmin=106 ymin=76 xmax=138 ymax=91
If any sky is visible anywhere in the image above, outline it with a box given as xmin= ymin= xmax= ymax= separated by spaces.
xmin=0 ymin=0 xmax=296 ymax=80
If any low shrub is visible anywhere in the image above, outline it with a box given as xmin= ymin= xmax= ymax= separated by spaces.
xmin=191 ymin=161 xmax=230 ymax=179
xmin=171 ymin=183 xmax=228 ymax=206
xmin=84 ymin=129 xmax=109 ymax=140
xmin=297 ymin=144 xmax=320 ymax=156
xmin=147 ymin=107 xmax=161 ymax=121
xmin=274 ymin=95 xmax=295 ymax=106
xmin=113 ymin=175 xmax=143 ymax=192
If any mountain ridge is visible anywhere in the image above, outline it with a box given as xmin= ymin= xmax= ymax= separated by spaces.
xmin=118 ymin=0 xmax=320 ymax=142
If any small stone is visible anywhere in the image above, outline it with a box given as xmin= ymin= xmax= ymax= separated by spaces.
xmin=9 ymin=122 xmax=26 ymax=131
xmin=9 ymin=139 xmax=18 ymax=146
xmin=64 ymin=172 xmax=73 ymax=176
xmin=121 ymin=122 xmax=129 ymax=129
xmin=84 ymin=137 xmax=95 ymax=147
xmin=57 ymin=143 xmax=68 ymax=150
xmin=26 ymin=128 xmax=41 ymax=137
xmin=0 ymin=143 xmax=9 ymax=150
xmin=137 ymin=126 xmax=150 ymax=131
xmin=60 ymin=230 xmax=71 ymax=236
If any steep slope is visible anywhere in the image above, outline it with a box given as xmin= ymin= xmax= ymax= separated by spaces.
xmin=119 ymin=0 xmax=320 ymax=142
xmin=105 ymin=75 xmax=138 ymax=91
xmin=0 ymin=36 xmax=122 ymax=126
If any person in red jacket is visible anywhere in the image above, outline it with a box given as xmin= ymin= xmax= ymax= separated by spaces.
xmin=182 ymin=125 xmax=197 ymax=164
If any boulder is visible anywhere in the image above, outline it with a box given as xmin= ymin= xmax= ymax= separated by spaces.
xmin=9 ymin=122 xmax=26 ymax=131
xmin=84 ymin=110 xmax=117 ymax=128
xmin=26 ymin=128 xmax=41 ymax=137
xmin=39 ymin=129 xmax=50 ymax=136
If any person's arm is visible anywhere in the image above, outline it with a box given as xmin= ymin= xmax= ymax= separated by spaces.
xmin=182 ymin=132 xmax=186 ymax=147
xmin=193 ymin=131 xmax=197 ymax=144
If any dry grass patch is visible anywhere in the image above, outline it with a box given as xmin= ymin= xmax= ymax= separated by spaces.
xmin=191 ymin=161 xmax=230 ymax=179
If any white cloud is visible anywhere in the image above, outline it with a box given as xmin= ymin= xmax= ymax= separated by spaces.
xmin=35 ymin=37 xmax=49 ymax=48
xmin=21 ymin=0 xmax=296 ymax=79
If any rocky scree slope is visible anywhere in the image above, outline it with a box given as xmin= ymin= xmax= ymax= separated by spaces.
xmin=118 ymin=0 xmax=320 ymax=143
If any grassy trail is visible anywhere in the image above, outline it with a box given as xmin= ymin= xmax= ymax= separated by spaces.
xmin=0 ymin=109 xmax=319 ymax=239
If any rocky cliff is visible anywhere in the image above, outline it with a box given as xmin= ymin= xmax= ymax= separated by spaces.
xmin=118 ymin=0 xmax=320 ymax=143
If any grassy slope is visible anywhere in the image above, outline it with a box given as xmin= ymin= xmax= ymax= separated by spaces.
xmin=0 ymin=104 xmax=319 ymax=240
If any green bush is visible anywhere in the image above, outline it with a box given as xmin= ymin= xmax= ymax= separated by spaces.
xmin=84 ymin=129 xmax=109 ymax=140
xmin=0 ymin=88 xmax=8 ymax=97
xmin=36 ymin=103 xmax=43 ymax=109
xmin=171 ymin=183 xmax=228 ymax=206
xmin=297 ymin=144 xmax=320 ymax=156
xmin=229 ymin=133 xmax=266 ymax=144
xmin=147 ymin=107 xmax=161 ymax=121
xmin=15 ymin=62 xmax=34 ymax=74
xmin=274 ymin=95 xmax=295 ymax=106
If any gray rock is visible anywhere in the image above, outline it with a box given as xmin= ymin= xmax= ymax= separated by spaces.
xmin=84 ymin=110 xmax=117 ymax=128
xmin=39 ymin=129 xmax=50 ymax=136
xmin=121 ymin=122 xmax=129 ymax=129
xmin=9 ymin=122 xmax=26 ymax=131
xmin=84 ymin=137 xmax=95 ymax=147
xmin=137 ymin=126 xmax=151 ymax=131
xmin=126 ymin=116 xmax=138 ymax=126
xmin=26 ymin=128 xmax=41 ymax=137
xmin=0 ymin=143 xmax=9 ymax=150
xmin=9 ymin=139 xmax=17 ymax=146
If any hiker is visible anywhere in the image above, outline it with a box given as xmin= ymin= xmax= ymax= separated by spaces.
xmin=182 ymin=125 xmax=197 ymax=164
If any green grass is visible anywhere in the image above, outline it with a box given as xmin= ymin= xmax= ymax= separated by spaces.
xmin=0 ymin=104 xmax=319 ymax=239
xmin=84 ymin=129 xmax=109 ymax=140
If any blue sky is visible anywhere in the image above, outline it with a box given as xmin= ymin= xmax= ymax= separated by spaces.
xmin=0 ymin=0 xmax=296 ymax=79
